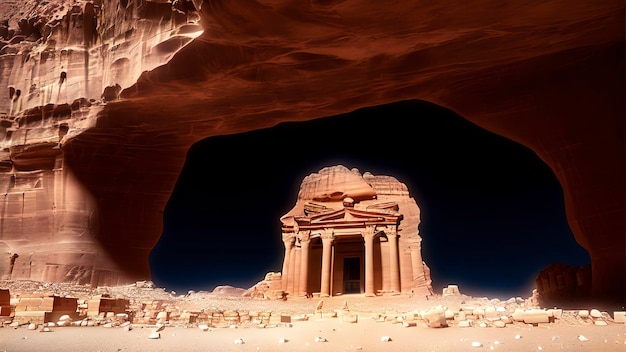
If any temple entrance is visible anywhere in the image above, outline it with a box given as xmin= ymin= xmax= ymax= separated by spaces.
xmin=343 ymin=257 xmax=361 ymax=294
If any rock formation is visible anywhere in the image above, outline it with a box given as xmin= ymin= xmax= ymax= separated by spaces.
xmin=0 ymin=1 xmax=622 ymax=304
xmin=278 ymin=165 xmax=433 ymax=297
xmin=536 ymin=263 xmax=592 ymax=308
xmin=0 ymin=0 xmax=202 ymax=285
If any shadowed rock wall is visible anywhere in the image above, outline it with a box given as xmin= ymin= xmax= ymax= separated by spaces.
xmin=0 ymin=1 xmax=623 ymax=304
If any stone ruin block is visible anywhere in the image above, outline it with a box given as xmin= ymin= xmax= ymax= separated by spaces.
xmin=87 ymin=296 xmax=129 ymax=317
xmin=442 ymin=285 xmax=461 ymax=296
xmin=521 ymin=309 xmax=550 ymax=324
xmin=14 ymin=295 xmax=78 ymax=324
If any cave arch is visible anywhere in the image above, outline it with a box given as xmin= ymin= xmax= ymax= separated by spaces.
xmin=150 ymin=99 xmax=589 ymax=299
xmin=33 ymin=0 xmax=622 ymax=309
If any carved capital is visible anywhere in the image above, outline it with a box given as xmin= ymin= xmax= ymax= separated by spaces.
xmin=362 ymin=225 xmax=377 ymax=238
xmin=385 ymin=225 xmax=398 ymax=237
xmin=282 ymin=233 xmax=296 ymax=244
xmin=321 ymin=228 xmax=334 ymax=240
xmin=297 ymin=230 xmax=311 ymax=242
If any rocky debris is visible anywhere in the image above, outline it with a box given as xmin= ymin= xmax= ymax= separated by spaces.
xmin=243 ymin=272 xmax=284 ymax=300
xmin=443 ymin=285 xmax=461 ymax=296
xmin=0 ymin=280 xmax=622 ymax=336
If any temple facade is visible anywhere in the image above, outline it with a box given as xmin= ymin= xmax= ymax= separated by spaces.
xmin=279 ymin=165 xmax=433 ymax=297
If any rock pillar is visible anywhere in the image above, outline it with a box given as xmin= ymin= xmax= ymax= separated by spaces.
xmin=298 ymin=231 xmax=311 ymax=297
xmin=320 ymin=231 xmax=334 ymax=297
xmin=387 ymin=229 xmax=400 ymax=293
xmin=363 ymin=227 xmax=376 ymax=297
xmin=281 ymin=234 xmax=295 ymax=293
xmin=410 ymin=238 xmax=426 ymax=285
xmin=288 ymin=245 xmax=297 ymax=294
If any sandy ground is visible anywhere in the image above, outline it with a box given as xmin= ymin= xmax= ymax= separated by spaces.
xmin=0 ymin=316 xmax=624 ymax=352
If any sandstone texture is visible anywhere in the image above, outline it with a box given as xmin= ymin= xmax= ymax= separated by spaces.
xmin=0 ymin=0 xmax=622 ymax=306
xmin=278 ymin=165 xmax=433 ymax=298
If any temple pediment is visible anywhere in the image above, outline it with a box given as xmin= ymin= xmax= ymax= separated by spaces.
xmin=295 ymin=204 xmax=402 ymax=231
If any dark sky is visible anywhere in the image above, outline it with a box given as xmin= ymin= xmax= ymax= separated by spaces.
xmin=149 ymin=99 xmax=590 ymax=299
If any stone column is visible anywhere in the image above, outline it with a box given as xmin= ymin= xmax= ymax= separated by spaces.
xmin=363 ymin=226 xmax=376 ymax=297
xmin=320 ymin=230 xmax=334 ymax=297
xmin=410 ymin=237 xmax=426 ymax=285
xmin=287 ymin=244 xmax=297 ymax=294
xmin=293 ymin=247 xmax=301 ymax=297
xmin=387 ymin=228 xmax=400 ymax=293
xmin=281 ymin=233 xmax=295 ymax=292
xmin=298 ymin=231 xmax=311 ymax=297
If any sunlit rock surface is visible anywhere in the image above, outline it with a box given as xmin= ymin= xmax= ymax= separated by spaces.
xmin=279 ymin=165 xmax=433 ymax=297
xmin=0 ymin=1 xmax=623 ymax=304
xmin=0 ymin=0 xmax=201 ymax=285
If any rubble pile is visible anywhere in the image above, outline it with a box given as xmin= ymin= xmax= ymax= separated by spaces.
xmin=0 ymin=280 xmax=622 ymax=333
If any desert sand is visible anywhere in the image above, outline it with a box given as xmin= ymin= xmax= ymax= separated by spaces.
xmin=1 ymin=287 xmax=624 ymax=352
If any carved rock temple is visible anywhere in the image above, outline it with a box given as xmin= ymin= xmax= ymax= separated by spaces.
xmin=279 ymin=166 xmax=433 ymax=297
xmin=0 ymin=1 xmax=622 ymax=304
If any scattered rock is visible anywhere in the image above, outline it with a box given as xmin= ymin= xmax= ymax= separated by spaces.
xmin=148 ymin=332 xmax=160 ymax=339
xmin=234 ymin=338 xmax=244 ymax=344
xmin=424 ymin=305 xmax=448 ymax=328
xmin=493 ymin=321 xmax=506 ymax=328
xmin=458 ymin=320 xmax=472 ymax=328
xmin=380 ymin=336 xmax=392 ymax=342
xmin=314 ymin=337 xmax=327 ymax=342
xmin=590 ymin=309 xmax=602 ymax=318
xmin=578 ymin=310 xmax=589 ymax=319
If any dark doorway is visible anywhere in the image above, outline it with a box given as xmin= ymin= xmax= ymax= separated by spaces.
xmin=343 ymin=257 xmax=361 ymax=294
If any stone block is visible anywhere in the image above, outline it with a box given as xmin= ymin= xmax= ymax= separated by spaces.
xmin=342 ymin=314 xmax=358 ymax=323
xmin=493 ymin=320 xmax=506 ymax=328
xmin=578 ymin=310 xmax=589 ymax=318
xmin=613 ymin=311 xmax=625 ymax=323
xmin=548 ymin=309 xmax=562 ymax=319
xmin=512 ymin=308 xmax=525 ymax=322
xmin=589 ymin=309 xmax=602 ymax=318
xmin=442 ymin=285 xmax=460 ymax=296
xmin=0 ymin=289 xmax=9 ymax=306
xmin=473 ymin=308 xmax=485 ymax=318
xmin=458 ymin=320 xmax=472 ymax=327
xmin=522 ymin=309 xmax=550 ymax=324
xmin=424 ymin=305 xmax=448 ymax=328
xmin=484 ymin=307 xmax=498 ymax=319
xmin=156 ymin=311 xmax=169 ymax=321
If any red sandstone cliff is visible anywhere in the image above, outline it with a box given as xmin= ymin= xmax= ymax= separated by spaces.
xmin=0 ymin=1 xmax=622 ymax=305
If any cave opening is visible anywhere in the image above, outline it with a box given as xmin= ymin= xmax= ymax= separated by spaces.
xmin=150 ymin=99 xmax=590 ymax=298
